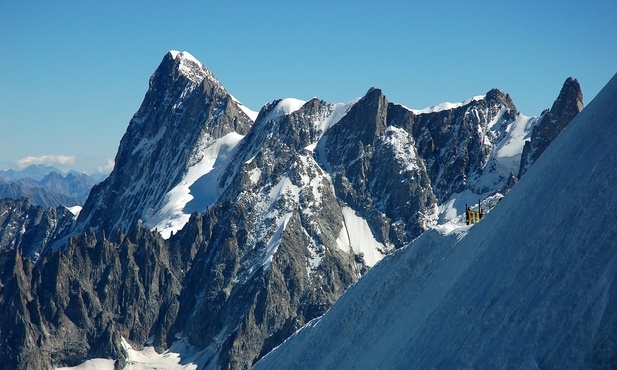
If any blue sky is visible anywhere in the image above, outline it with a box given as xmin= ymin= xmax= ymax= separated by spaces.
xmin=1 ymin=1 xmax=615 ymax=174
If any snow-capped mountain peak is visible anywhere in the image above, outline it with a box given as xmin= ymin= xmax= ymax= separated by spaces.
xmin=167 ymin=50 xmax=213 ymax=84
xmin=263 ymin=98 xmax=307 ymax=122
xmin=76 ymin=51 xmax=253 ymax=235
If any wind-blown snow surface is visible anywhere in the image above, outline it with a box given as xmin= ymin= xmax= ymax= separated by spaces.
xmin=255 ymin=74 xmax=617 ymax=369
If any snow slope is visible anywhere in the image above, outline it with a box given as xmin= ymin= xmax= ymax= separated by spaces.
xmin=409 ymin=95 xmax=485 ymax=114
xmin=146 ymin=132 xmax=244 ymax=238
xmin=255 ymin=73 xmax=617 ymax=369
xmin=55 ymin=338 xmax=203 ymax=370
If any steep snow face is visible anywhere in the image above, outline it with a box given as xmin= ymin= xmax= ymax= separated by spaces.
xmin=146 ymin=132 xmax=244 ymax=239
xmin=492 ymin=113 xmax=538 ymax=171
xmin=254 ymin=74 xmax=617 ymax=369
xmin=337 ymin=207 xmax=387 ymax=267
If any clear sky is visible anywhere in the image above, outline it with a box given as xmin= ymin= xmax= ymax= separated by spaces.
xmin=1 ymin=1 xmax=615 ymax=174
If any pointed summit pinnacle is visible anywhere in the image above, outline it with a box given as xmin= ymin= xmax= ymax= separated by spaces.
xmin=162 ymin=50 xmax=216 ymax=85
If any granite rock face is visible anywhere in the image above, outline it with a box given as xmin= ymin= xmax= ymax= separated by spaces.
xmin=0 ymin=223 xmax=182 ymax=370
xmin=519 ymin=77 xmax=584 ymax=177
xmin=0 ymin=198 xmax=74 ymax=260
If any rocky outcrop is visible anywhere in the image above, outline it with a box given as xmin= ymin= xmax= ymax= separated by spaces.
xmin=0 ymin=223 xmax=182 ymax=370
xmin=518 ymin=77 xmax=583 ymax=177
xmin=0 ymin=198 xmax=74 ymax=260
xmin=320 ymin=88 xmax=437 ymax=247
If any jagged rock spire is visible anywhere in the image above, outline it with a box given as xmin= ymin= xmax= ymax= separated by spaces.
xmin=518 ymin=77 xmax=584 ymax=178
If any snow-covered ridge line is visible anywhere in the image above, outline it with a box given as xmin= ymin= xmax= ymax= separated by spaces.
xmin=407 ymin=95 xmax=486 ymax=114
xmin=264 ymin=98 xmax=307 ymax=122
xmin=316 ymin=98 xmax=360 ymax=137
xmin=230 ymin=94 xmax=259 ymax=121
xmin=169 ymin=50 xmax=202 ymax=66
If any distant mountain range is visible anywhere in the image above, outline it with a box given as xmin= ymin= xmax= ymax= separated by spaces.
xmin=0 ymin=165 xmax=104 ymax=207
xmin=0 ymin=51 xmax=592 ymax=370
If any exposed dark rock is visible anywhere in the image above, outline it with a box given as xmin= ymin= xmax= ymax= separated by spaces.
xmin=0 ymin=222 xmax=182 ymax=370
xmin=0 ymin=198 xmax=74 ymax=259
xmin=519 ymin=77 xmax=584 ymax=177
xmin=77 ymin=51 xmax=254 ymax=234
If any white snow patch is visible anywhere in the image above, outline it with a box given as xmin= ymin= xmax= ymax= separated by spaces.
xmin=265 ymin=98 xmax=306 ymax=121
xmin=409 ymin=95 xmax=485 ymax=114
xmin=168 ymin=50 xmax=211 ymax=84
xmin=65 ymin=205 xmax=82 ymax=219
xmin=493 ymin=114 xmax=538 ymax=172
xmin=268 ymin=176 xmax=300 ymax=203
xmin=248 ymin=167 xmax=262 ymax=185
xmin=120 ymin=338 xmax=199 ymax=370
xmin=55 ymin=359 xmax=115 ymax=370
xmin=54 ymin=337 xmax=203 ymax=370
xmin=169 ymin=50 xmax=202 ymax=68
xmin=314 ymin=99 xmax=360 ymax=137
xmin=339 ymin=207 xmax=386 ymax=267
xmin=263 ymin=213 xmax=293 ymax=269
xmin=384 ymin=126 xmax=418 ymax=172
xmin=148 ymin=132 xmax=244 ymax=239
